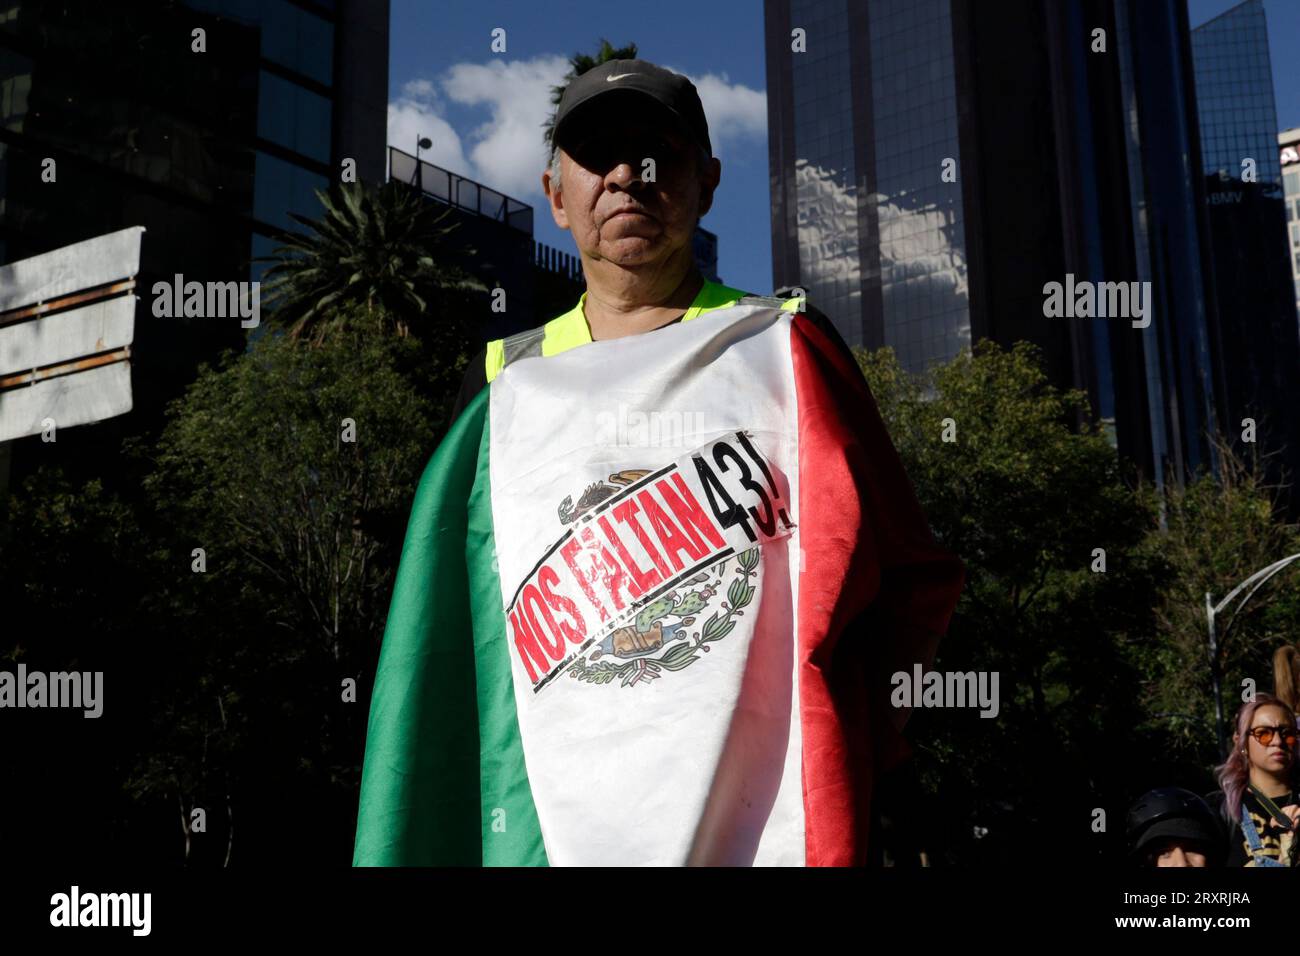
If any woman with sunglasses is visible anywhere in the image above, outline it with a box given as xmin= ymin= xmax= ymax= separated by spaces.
xmin=1208 ymin=693 xmax=1300 ymax=866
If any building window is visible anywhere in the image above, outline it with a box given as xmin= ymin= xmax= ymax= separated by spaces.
xmin=253 ymin=150 xmax=328 ymax=233
xmin=261 ymin=0 xmax=334 ymax=86
xmin=184 ymin=0 xmax=334 ymax=86
xmin=257 ymin=71 xmax=331 ymax=163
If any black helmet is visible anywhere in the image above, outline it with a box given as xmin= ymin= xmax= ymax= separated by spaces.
xmin=1126 ymin=788 xmax=1222 ymax=863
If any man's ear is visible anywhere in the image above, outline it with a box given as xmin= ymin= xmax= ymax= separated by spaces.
xmin=697 ymin=156 xmax=721 ymax=219
xmin=542 ymin=161 xmax=570 ymax=231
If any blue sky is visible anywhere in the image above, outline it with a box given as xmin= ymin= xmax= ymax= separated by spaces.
xmin=389 ymin=1 xmax=1300 ymax=301
xmin=387 ymin=1 xmax=773 ymax=295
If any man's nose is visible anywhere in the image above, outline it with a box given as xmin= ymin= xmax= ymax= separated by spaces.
xmin=605 ymin=160 xmax=647 ymax=191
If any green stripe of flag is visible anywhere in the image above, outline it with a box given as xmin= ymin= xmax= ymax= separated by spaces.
xmin=354 ymin=387 xmax=546 ymax=865
xmin=468 ymin=393 xmax=547 ymax=866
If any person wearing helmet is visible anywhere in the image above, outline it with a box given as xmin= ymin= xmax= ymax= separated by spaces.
xmin=1126 ymin=788 xmax=1223 ymax=867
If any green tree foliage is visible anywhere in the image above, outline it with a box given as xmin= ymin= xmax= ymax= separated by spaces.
xmin=0 ymin=466 xmax=167 ymax=862
xmin=857 ymin=341 xmax=1169 ymax=864
xmin=1147 ymin=438 xmax=1300 ymax=757
xmin=1 ymin=164 xmax=482 ymax=865
xmin=143 ymin=315 xmax=436 ymax=653
xmin=259 ymin=180 xmax=486 ymax=348
xmin=116 ymin=314 xmax=440 ymax=864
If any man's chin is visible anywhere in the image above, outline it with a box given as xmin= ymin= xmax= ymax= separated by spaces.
xmin=599 ymin=238 xmax=665 ymax=265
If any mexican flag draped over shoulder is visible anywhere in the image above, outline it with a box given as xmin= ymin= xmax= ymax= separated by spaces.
xmin=353 ymin=301 xmax=963 ymax=866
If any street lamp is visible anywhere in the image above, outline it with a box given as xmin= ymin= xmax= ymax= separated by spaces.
xmin=415 ymin=136 xmax=432 ymax=192
xmin=1205 ymin=552 xmax=1300 ymax=756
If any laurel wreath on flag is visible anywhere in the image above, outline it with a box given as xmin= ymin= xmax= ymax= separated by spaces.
xmin=568 ymin=547 xmax=761 ymax=688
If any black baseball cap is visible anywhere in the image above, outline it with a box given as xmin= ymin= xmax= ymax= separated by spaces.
xmin=552 ymin=58 xmax=712 ymax=157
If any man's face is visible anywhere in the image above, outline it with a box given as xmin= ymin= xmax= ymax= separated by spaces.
xmin=1151 ymin=839 xmax=1208 ymax=868
xmin=544 ymin=100 xmax=721 ymax=269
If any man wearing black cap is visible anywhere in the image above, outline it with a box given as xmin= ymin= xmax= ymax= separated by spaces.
xmin=356 ymin=57 xmax=962 ymax=867
xmin=449 ymin=57 xmax=851 ymax=415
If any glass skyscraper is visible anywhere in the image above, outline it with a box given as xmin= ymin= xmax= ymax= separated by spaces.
xmin=1191 ymin=0 xmax=1300 ymax=495
xmin=1192 ymin=1 xmax=1283 ymax=186
xmin=769 ymin=0 xmax=969 ymax=365
xmin=1 ymin=0 xmax=386 ymax=282
xmin=765 ymin=0 xmax=1222 ymax=489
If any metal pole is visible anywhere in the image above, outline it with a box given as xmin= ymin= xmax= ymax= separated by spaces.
xmin=1206 ymin=552 xmax=1300 ymax=755
xmin=1205 ymin=591 xmax=1226 ymax=757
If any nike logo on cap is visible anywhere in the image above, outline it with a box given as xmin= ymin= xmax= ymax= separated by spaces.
xmin=605 ymin=72 xmax=637 ymax=81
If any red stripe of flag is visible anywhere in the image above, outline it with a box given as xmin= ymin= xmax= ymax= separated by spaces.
xmin=789 ymin=313 xmax=964 ymax=866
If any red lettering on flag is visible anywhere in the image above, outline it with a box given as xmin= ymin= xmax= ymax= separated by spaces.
xmin=636 ymin=488 xmax=703 ymax=572
xmin=559 ymin=538 xmax=612 ymax=624
xmin=598 ymin=514 xmax=662 ymax=594
xmin=613 ymin=499 xmax=672 ymax=578
xmin=509 ymin=606 xmax=548 ymax=684
xmin=539 ymin=564 xmax=586 ymax=644
xmin=659 ymin=473 xmax=727 ymax=553
xmin=522 ymin=583 xmax=565 ymax=660
xmin=578 ymin=525 xmax=640 ymax=607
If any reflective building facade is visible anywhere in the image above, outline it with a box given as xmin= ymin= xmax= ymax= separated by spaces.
xmin=766 ymin=0 xmax=1223 ymax=488
xmin=767 ymin=0 xmax=969 ymax=367
xmin=0 ymin=0 xmax=391 ymax=555
xmin=1191 ymin=0 xmax=1300 ymax=495
xmin=0 ymin=0 xmax=388 ymax=432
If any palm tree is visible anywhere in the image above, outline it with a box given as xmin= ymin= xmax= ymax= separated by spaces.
xmin=258 ymin=180 xmax=486 ymax=347
xmin=542 ymin=38 xmax=639 ymax=151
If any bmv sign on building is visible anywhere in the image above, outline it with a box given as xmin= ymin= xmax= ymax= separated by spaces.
xmin=0 ymin=227 xmax=143 ymax=443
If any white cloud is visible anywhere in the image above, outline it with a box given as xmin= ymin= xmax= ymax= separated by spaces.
xmin=387 ymin=78 xmax=470 ymax=180
xmin=441 ymin=56 xmax=571 ymax=200
xmin=387 ymin=58 xmax=768 ymax=200
xmin=673 ymin=69 xmax=767 ymax=158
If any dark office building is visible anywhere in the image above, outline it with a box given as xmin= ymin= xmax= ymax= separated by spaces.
xmin=1191 ymin=0 xmax=1300 ymax=495
xmin=765 ymin=0 xmax=1221 ymax=489
xmin=0 ymin=0 xmax=389 ymax=474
